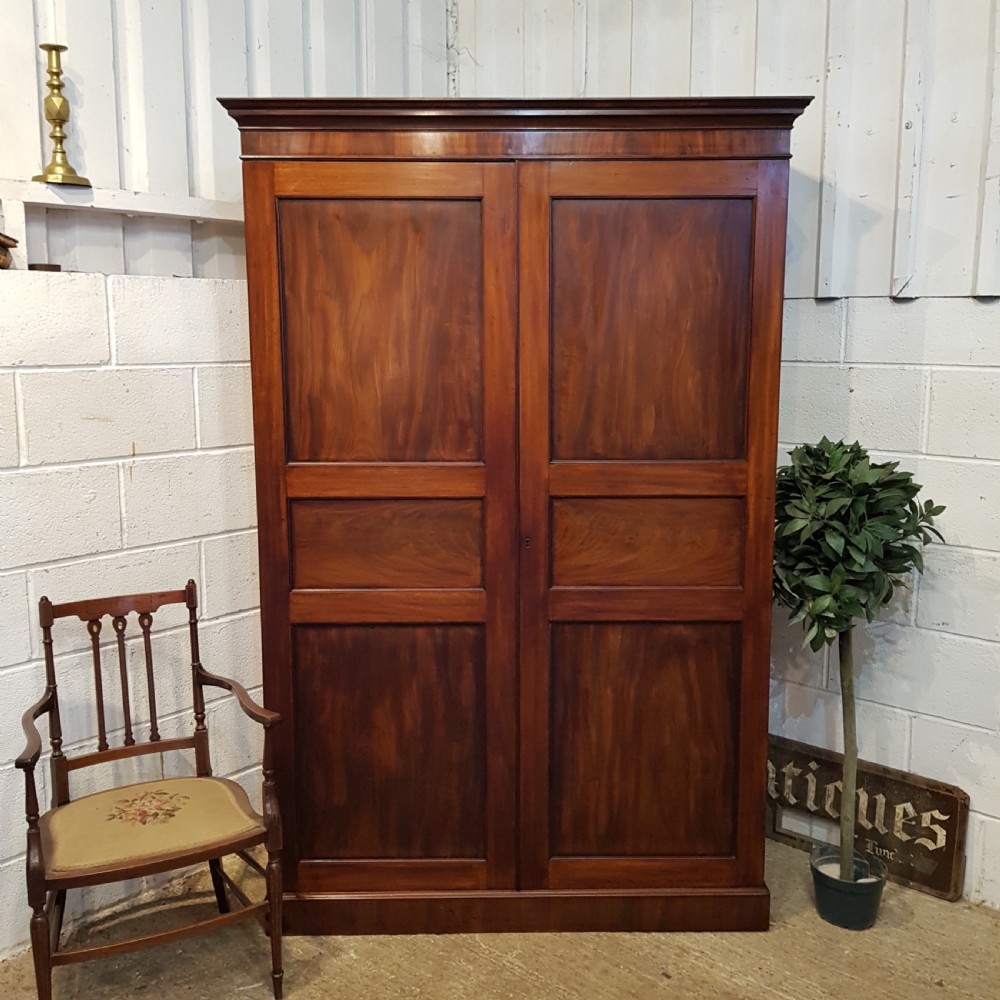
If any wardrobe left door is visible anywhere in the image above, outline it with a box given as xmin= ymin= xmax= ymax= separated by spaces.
xmin=243 ymin=161 xmax=519 ymax=893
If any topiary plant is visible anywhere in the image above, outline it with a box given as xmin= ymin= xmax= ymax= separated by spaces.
xmin=773 ymin=437 xmax=944 ymax=882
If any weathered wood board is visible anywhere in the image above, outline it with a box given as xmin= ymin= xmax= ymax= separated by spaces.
xmin=766 ymin=735 xmax=969 ymax=900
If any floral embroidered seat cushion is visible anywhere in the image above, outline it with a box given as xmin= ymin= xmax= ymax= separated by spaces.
xmin=40 ymin=777 xmax=265 ymax=876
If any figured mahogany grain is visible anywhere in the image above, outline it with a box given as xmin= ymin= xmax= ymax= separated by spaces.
xmin=549 ymin=623 xmax=740 ymax=859
xmin=293 ymin=625 xmax=486 ymax=863
xmin=279 ymin=198 xmax=484 ymax=462
xmin=290 ymin=499 xmax=483 ymax=589
xmin=551 ymin=197 xmax=752 ymax=460
xmin=551 ymin=498 xmax=744 ymax=587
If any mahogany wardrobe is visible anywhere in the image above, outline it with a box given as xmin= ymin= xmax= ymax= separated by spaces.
xmin=223 ymin=98 xmax=810 ymax=933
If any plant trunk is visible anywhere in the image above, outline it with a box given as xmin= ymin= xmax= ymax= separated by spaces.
xmin=838 ymin=627 xmax=858 ymax=881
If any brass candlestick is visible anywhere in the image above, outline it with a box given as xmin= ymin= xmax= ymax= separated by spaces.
xmin=33 ymin=44 xmax=90 ymax=187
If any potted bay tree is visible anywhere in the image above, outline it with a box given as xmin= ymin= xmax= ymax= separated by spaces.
xmin=772 ymin=438 xmax=944 ymax=929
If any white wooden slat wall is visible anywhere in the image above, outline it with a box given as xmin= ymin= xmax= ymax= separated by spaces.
xmin=0 ymin=0 xmax=997 ymax=296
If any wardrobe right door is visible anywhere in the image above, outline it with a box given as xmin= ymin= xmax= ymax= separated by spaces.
xmin=517 ymin=158 xmax=789 ymax=894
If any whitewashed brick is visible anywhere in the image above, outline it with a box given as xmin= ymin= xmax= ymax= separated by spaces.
xmin=0 ymin=271 xmax=109 ymax=366
xmin=770 ymin=612 xmax=827 ymax=687
xmin=927 ymin=370 xmax=1000 ymax=460
xmin=838 ymin=623 xmax=1000 ymax=730
xmin=196 ymin=364 xmax=253 ymax=447
xmin=111 ymin=276 xmax=249 ymax=364
xmin=781 ymin=299 xmax=844 ymax=362
xmin=901 ymin=457 xmax=1000 ymax=551
xmin=0 ymin=373 xmax=17 ymax=467
xmin=202 ymin=531 xmax=260 ymax=618
xmin=28 ymin=542 xmax=200 ymax=657
xmin=0 ymin=767 xmax=28 ymax=862
xmin=911 ymin=718 xmax=1000 ymax=818
xmin=769 ymin=680 xmax=911 ymax=770
xmin=0 ymin=572 xmax=31 ymax=666
xmin=778 ymin=365 xmax=926 ymax=452
xmin=0 ymin=465 xmax=121 ymax=568
xmin=19 ymin=368 xmax=195 ymax=465
xmin=122 ymin=449 xmax=256 ymax=546
xmin=204 ymin=689 xmax=266 ymax=778
xmin=0 ymin=856 xmax=30 ymax=955
xmin=918 ymin=547 xmax=1000 ymax=641
xmin=966 ymin=813 xmax=1000 ymax=907
xmin=846 ymin=298 xmax=1000 ymax=366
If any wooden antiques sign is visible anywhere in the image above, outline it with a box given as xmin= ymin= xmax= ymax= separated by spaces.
xmin=766 ymin=735 xmax=969 ymax=900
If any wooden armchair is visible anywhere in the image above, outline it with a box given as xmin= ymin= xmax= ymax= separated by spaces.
xmin=14 ymin=580 xmax=283 ymax=1000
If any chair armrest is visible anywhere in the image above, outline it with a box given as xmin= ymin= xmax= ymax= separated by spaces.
xmin=197 ymin=668 xmax=281 ymax=728
xmin=15 ymin=691 xmax=54 ymax=771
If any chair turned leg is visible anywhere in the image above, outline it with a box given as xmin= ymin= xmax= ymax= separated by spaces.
xmin=208 ymin=858 xmax=230 ymax=914
xmin=266 ymin=854 xmax=283 ymax=1000
xmin=29 ymin=907 xmax=52 ymax=1000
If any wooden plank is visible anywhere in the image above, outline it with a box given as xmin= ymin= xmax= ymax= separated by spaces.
xmin=303 ymin=0 xmax=360 ymax=97
xmin=690 ymin=0 xmax=757 ymax=97
xmin=974 ymin=0 xmax=1000 ymax=295
xmin=454 ymin=0 xmax=478 ymax=97
xmin=630 ymin=0 xmax=692 ymax=98
xmin=356 ymin=0 xmax=407 ymax=98
xmin=473 ymin=0 xmax=524 ymax=97
xmin=754 ymin=0 xmax=826 ymax=299
xmin=289 ymin=589 xmax=487 ymax=624
xmin=890 ymin=0 xmax=928 ymax=299
xmin=549 ymin=461 xmax=746 ymax=497
xmin=915 ymin=0 xmax=994 ymax=295
xmin=818 ymin=0 xmax=906 ymax=296
xmin=548 ymin=587 xmax=744 ymax=622
xmin=115 ymin=0 xmax=193 ymax=274
xmin=767 ymin=736 xmax=970 ymax=901
xmin=0 ymin=179 xmax=243 ymax=222
xmin=0 ymin=0 xmax=44 ymax=182
xmin=287 ymin=464 xmax=486 ymax=499
xmin=581 ymin=0 xmax=631 ymax=97
xmin=116 ymin=0 xmax=190 ymax=196
xmin=406 ymin=0 xmax=449 ymax=97
xmin=246 ymin=0 xmax=306 ymax=97
xmin=47 ymin=0 xmax=124 ymax=274
xmin=184 ymin=0 xmax=247 ymax=202
xmin=123 ymin=217 xmax=193 ymax=276
xmin=523 ymin=0 xmax=575 ymax=98
xmin=815 ymin=0 xmax=849 ymax=297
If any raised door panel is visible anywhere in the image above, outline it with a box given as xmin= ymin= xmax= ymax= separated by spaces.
xmin=281 ymin=198 xmax=483 ymax=462
xmin=519 ymin=159 xmax=788 ymax=891
xmin=551 ymin=198 xmax=751 ymax=461
xmin=246 ymin=161 xmax=518 ymax=892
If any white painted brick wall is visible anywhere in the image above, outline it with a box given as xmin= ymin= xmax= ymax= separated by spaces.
xmin=0 ymin=272 xmax=110 ymax=367
xmin=110 ymin=275 xmax=249 ymax=364
xmin=196 ymin=365 xmax=254 ymax=448
xmin=18 ymin=369 xmax=196 ymax=465
xmin=0 ymin=273 xmax=261 ymax=958
xmin=927 ymin=370 xmax=1000 ymax=460
xmin=772 ymin=295 xmax=1000 ymax=914
xmin=0 ymin=373 xmax=18 ymax=468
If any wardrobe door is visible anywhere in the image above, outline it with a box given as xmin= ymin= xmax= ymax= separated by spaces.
xmin=518 ymin=159 xmax=788 ymax=890
xmin=245 ymin=161 xmax=518 ymax=892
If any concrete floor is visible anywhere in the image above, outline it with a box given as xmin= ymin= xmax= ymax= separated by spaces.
xmin=1 ymin=841 xmax=998 ymax=999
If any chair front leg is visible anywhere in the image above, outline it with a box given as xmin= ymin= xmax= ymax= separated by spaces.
xmin=29 ymin=904 xmax=52 ymax=1000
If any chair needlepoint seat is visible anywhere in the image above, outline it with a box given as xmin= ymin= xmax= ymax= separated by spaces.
xmin=42 ymin=777 xmax=265 ymax=879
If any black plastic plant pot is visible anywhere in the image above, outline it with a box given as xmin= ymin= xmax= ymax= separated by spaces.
xmin=809 ymin=844 xmax=888 ymax=930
